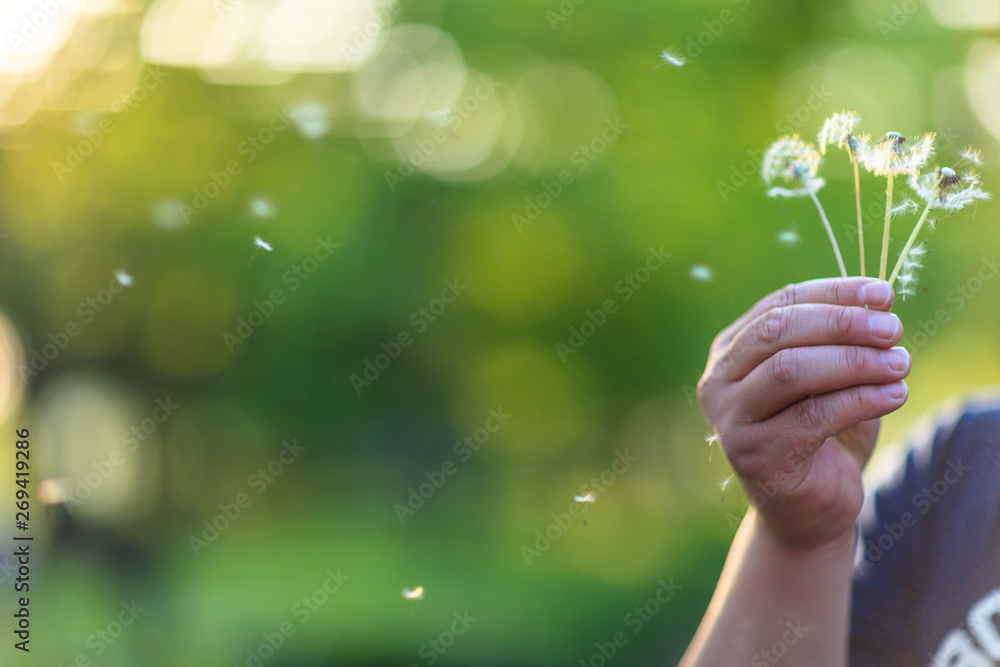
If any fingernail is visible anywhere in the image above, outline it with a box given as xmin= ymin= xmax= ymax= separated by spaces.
xmin=860 ymin=281 xmax=893 ymax=307
xmin=882 ymin=380 xmax=908 ymax=400
xmin=881 ymin=346 xmax=910 ymax=372
xmin=869 ymin=313 xmax=900 ymax=340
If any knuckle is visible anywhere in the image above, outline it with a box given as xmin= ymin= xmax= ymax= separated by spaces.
xmin=843 ymin=345 xmax=869 ymax=374
xmin=826 ymin=306 xmax=854 ymax=338
xmin=773 ymin=283 xmax=797 ymax=309
xmin=796 ymin=395 xmax=827 ymax=433
xmin=769 ymin=348 xmax=798 ymax=387
xmin=757 ymin=308 xmax=786 ymax=346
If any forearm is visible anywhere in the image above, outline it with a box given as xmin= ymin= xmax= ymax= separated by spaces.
xmin=680 ymin=508 xmax=856 ymax=667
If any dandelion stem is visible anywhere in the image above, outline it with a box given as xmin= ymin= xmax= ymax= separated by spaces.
xmin=854 ymin=160 xmax=865 ymax=277
xmin=807 ymin=189 xmax=847 ymax=278
xmin=888 ymin=201 xmax=935 ymax=286
xmin=879 ymin=174 xmax=894 ymax=281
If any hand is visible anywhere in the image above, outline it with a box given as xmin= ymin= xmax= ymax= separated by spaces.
xmin=697 ymin=278 xmax=910 ymax=549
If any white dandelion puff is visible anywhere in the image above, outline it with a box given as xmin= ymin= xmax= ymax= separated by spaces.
xmin=113 ymin=268 xmax=133 ymax=287
xmin=690 ymin=264 xmax=714 ymax=282
xmin=863 ymin=131 xmax=935 ymax=177
xmin=817 ymin=111 xmax=861 ymax=155
xmin=650 ymin=49 xmax=686 ymax=71
xmin=762 ymin=135 xmax=825 ymax=196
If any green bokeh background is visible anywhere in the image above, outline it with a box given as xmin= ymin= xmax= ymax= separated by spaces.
xmin=1 ymin=0 xmax=999 ymax=665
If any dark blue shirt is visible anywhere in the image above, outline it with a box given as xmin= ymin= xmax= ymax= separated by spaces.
xmin=851 ymin=396 xmax=1000 ymax=666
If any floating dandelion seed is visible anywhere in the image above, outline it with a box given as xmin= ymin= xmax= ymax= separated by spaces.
xmin=249 ymin=196 xmax=275 ymax=219
xmin=113 ymin=268 xmax=133 ymax=287
xmin=889 ymin=199 xmax=918 ymax=219
xmin=403 ymin=586 xmax=424 ymax=621
xmin=287 ymin=101 xmax=330 ymax=140
xmin=718 ymin=474 xmax=735 ymax=502
xmin=690 ymin=265 xmax=713 ymax=282
xmin=248 ymin=236 xmax=274 ymax=266
xmin=777 ymin=228 xmax=799 ymax=247
xmin=705 ymin=432 xmax=720 ymax=462
xmin=650 ymin=49 xmax=686 ymax=71
xmin=574 ymin=491 xmax=596 ymax=526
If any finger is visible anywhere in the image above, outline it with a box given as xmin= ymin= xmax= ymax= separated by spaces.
xmin=715 ymin=278 xmax=895 ymax=352
xmin=735 ymin=344 xmax=911 ymax=422
xmin=716 ymin=305 xmax=903 ymax=383
xmin=750 ymin=381 xmax=909 ymax=465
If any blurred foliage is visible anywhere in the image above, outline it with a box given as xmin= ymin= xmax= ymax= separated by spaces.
xmin=0 ymin=0 xmax=999 ymax=665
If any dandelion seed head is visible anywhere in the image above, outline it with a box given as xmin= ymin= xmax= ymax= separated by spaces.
xmin=762 ymin=135 xmax=824 ymax=196
xmin=690 ymin=264 xmax=713 ymax=282
xmin=402 ymin=586 xmax=425 ymax=600
xmin=254 ymin=236 xmax=273 ymax=252
xmin=817 ymin=111 xmax=860 ymax=155
xmin=865 ymin=131 xmax=934 ymax=176
xmin=574 ymin=492 xmax=597 ymax=504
